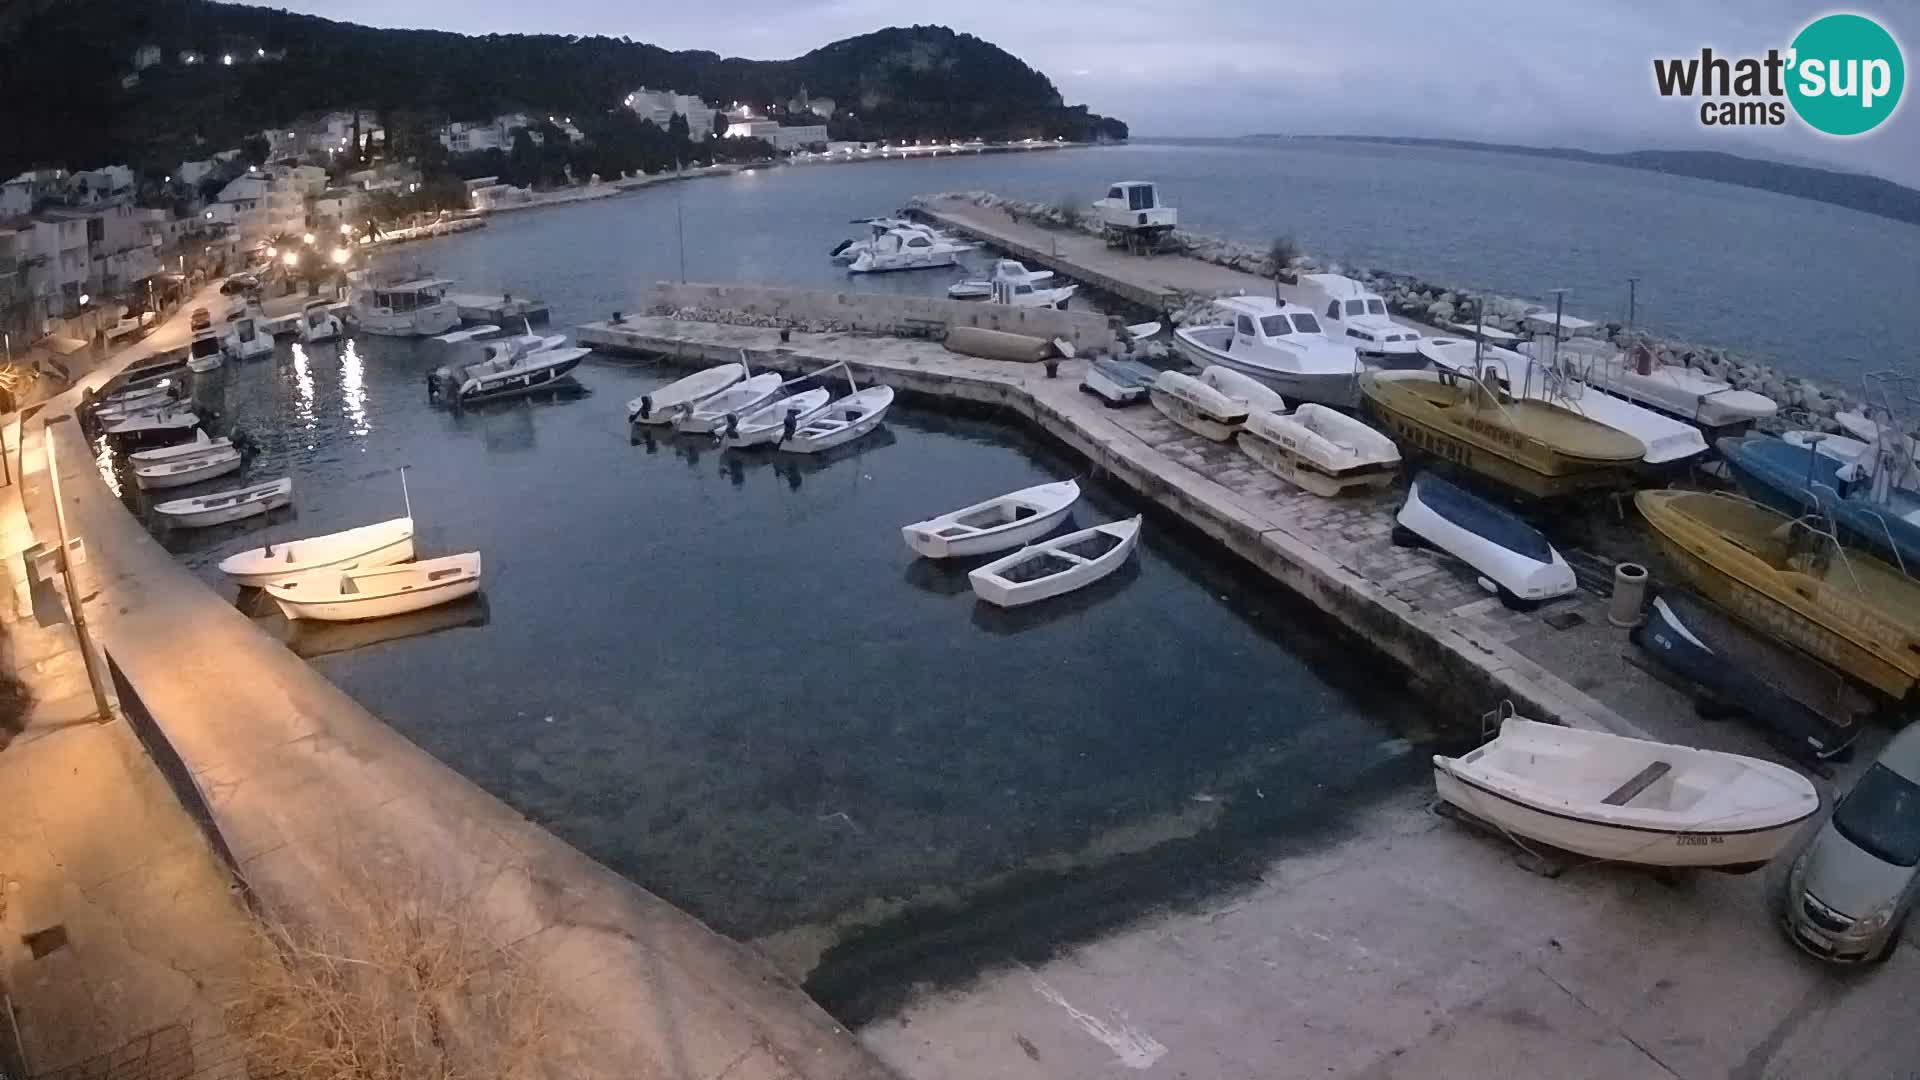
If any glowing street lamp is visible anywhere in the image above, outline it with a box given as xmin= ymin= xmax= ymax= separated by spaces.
xmin=282 ymin=250 xmax=300 ymax=268
xmin=266 ymin=246 xmax=278 ymax=257
xmin=330 ymin=247 xmax=350 ymax=266
xmin=338 ymin=223 xmax=353 ymax=236
xmin=222 ymin=53 xmax=233 ymax=65
xmin=302 ymin=232 xmax=315 ymax=245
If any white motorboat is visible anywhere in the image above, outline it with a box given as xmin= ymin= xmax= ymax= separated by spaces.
xmin=1394 ymin=472 xmax=1575 ymax=609
xmin=264 ymin=552 xmax=481 ymax=622
xmin=846 ymin=228 xmax=967 ymax=273
xmin=222 ymin=314 xmax=275 ymax=361
xmin=1149 ymin=370 xmax=1250 ymax=442
xmin=97 ymin=381 xmax=173 ymax=411
xmin=902 ymin=479 xmax=1081 ymax=558
xmin=219 ymin=517 xmax=417 ymax=588
xmin=782 ymin=386 xmax=895 ymax=453
xmin=1081 ymin=358 xmax=1159 ymax=406
xmin=1433 ymin=715 xmax=1819 ymax=871
xmin=132 ymin=445 xmax=242 ymax=490
xmin=346 ymin=273 xmax=461 ymax=337
xmin=627 ymin=362 xmax=746 ymax=424
xmin=1237 ymin=405 xmax=1400 ymax=497
xmin=1580 ymin=342 xmax=1777 ymax=429
xmin=299 ymin=300 xmax=344 ymax=344
xmin=1172 ymin=296 xmax=1362 ymax=408
xmin=1781 ymin=430 xmax=1872 ymax=466
xmin=1281 ymin=273 xmax=1425 ymax=367
xmin=947 ymin=259 xmax=1056 ymax=299
xmin=831 ymin=218 xmax=959 ymax=263
xmin=675 ymin=373 xmax=784 ymax=434
xmin=104 ymin=406 xmax=199 ymax=444
xmin=94 ymin=391 xmax=182 ymax=424
xmin=186 ymin=331 xmax=225 ymax=373
xmin=151 ymin=477 xmax=292 ymax=529
xmin=968 ymin=516 xmax=1142 ymax=608
xmin=1196 ymin=365 xmax=1288 ymax=415
xmin=716 ymin=388 xmax=832 ymax=448
xmin=1833 ymin=410 xmax=1920 ymax=490
xmin=980 ymin=277 xmax=1076 ymax=310
xmin=434 ymin=324 xmax=500 ymax=345
xmin=129 ymin=431 xmax=227 ymax=465
xmin=430 ymin=333 xmax=588 ymax=407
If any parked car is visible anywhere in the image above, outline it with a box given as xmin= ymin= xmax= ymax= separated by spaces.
xmin=189 ymin=308 xmax=211 ymax=332
xmin=1784 ymin=725 xmax=1920 ymax=962
xmin=219 ymin=272 xmax=259 ymax=296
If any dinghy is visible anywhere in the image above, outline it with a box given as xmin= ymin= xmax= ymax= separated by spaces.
xmin=968 ymin=516 xmax=1142 ymax=608
xmin=264 ymin=552 xmax=482 ymax=622
xmin=902 ymin=480 xmax=1081 ymax=559
xmin=151 ymin=477 xmax=293 ymax=529
xmin=717 ymin=388 xmax=832 ymax=448
xmin=1197 ymin=365 xmax=1289 ymax=415
xmin=674 ymin=372 xmax=784 ymax=434
xmin=104 ymin=407 xmax=200 ymax=445
xmin=1081 ymin=358 xmax=1159 ymax=406
xmin=219 ymin=517 xmax=417 ymax=588
xmin=433 ymin=324 xmax=500 ymax=345
xmin=782 ymin=386 xmax=895 ymax=453
xmin=1394 ymin=472 xmax=1576 ymax=609
xmin=128 ymin=431 xmax=227 ymax=465
xmin=1149 ymin=370 xmax=1250 ymax=442
xmin=627 ymin=362 xmax=746 ymax=424
xmin=132 ymin=445 xmax=242 ymax=490
xmin=1433 ymin=714 xmax=1819 ymax=871
xmin=1238 ymin=405 xmax=1400 ymax=496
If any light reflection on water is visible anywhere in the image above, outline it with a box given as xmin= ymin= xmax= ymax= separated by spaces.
xmin=291 ymin=343 xmax=316 ymax=436
xmin=340 ymin=339 xmax=370 ymax=438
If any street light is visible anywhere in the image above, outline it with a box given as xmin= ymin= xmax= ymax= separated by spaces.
xmin=266 ymin=246 xmax=278 ymax=257
xmin=330 ymin=247 xmax=350 ymax=266
xmin=283 ymin=251 xmax=300 ymax=268
xmin=338 ymin=223 xmax=353 ymax=236
xmin=302 ymin=232 xmax=315 ymax=245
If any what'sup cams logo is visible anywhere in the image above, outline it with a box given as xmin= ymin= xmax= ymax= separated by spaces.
xmin=1653 ymin=13 xmax=1904 ymax=135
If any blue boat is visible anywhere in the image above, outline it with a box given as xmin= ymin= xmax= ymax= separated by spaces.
xmin=1717 ymin=434 xmax=1920 ymax=573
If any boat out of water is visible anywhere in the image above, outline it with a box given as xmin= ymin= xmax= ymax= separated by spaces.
xmin=1081 ymin=358 xmax=1159 ymax=406
xmin=219 ymin=517 xmax=417 ymax=588
xmin=132 ymin=444 xmax=242 ymax=490
xmin=1150 ymin=370 xmax=1250 ymax=441
xmin=902 ymin=480 xmax=1081 ymax=558
xmin=1433 ymin=714 xmax=1819 ymax=871
xmin=1239 ymin=404 xmax=1400 ymax=496
xmin=1196 ymin=365 xmax=1289 ymax=415
xmin=627 ymin=362 xmax=745 ymax=423
xmin=675 ymin=372 xmax=785 ymax=434
xmin=717 ymin=388 xmax=832 ymax=448
xmin=1578 ymin=341 xmax=1777 ymax=430
xmin=1279 ymin=273 xmax=1426 ymax=367
xmin=1171 ymin=296 xmax=1362 ymax=407
xmin=265 ymin=552 xmax=482 ymax=622
xmin=968 ymin=516 xmax=1142 ymax=608
xmin=1718 ymin=434 xmax=1920 ymax=573
xmin=152 ymin=477 xmax=293 ymax=529
xmin=782 ymin=386 xmax=895 ymax=453
xmin=1394 ymin=471 xmax=1576 ymax=608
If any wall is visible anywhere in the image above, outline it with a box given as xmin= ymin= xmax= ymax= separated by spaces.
xmin=644 ymin=281 xmax=1120 ymax=352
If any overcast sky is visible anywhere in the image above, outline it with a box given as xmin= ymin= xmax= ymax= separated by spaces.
xmin=273 ymin=0 xmax=1916 ymax=185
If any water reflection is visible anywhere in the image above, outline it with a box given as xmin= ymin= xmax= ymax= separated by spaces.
xmin=92 ymin=434 xmax=122 ymax=497
xmin=340 ymin=339 xmax=370 ymax=438
xmin=290 ymin=343 xmax=316 ymax=437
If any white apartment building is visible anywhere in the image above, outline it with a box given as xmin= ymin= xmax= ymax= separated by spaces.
xmin=725 ymin=121 xmax=828 ymax=152
xmin=212 ymin=168 xmax=309 ymax=251
xmin=624 ymin=88 xmax=713 ymax=138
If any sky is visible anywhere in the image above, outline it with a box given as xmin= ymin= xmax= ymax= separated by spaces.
xmin=269 ymin=0 xmax=1916 ymax=185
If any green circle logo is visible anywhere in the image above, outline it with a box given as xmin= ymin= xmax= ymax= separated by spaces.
xmin=1787 ymin=13 xmax=1904 ymax=135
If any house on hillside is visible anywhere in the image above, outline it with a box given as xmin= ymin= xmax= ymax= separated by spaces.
xmin=213 ymin=169 xmax=308 ymax=252
xmin=68 ymin=166 xmax=135 ymax=204
xmin=132 ymin=44 xmax=162 ymax=70
xmin=2 ymin=170 xmax=68 ymax=217
xmin=624 ymin=88 xmax=713 ymax=138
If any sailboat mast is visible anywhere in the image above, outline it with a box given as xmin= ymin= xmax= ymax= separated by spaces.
xmin=400 ymin=464 xmax=413 ymax=520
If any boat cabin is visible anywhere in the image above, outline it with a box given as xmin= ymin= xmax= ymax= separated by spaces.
xmin=361 ymin=278 xmax=453 ymax=315
xmin=1093 ymin=181 xmax=1177 ymax=228
xmin=1216 ymin=296 xmax=1343 ymax=356
xmin=870 ymin=230 xmax=939 ymax=257
xmin=1290 ymin=274 xmax=1421 ymax=353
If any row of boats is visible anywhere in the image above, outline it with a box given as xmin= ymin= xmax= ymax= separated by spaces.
xmin=624 ymin=357 xmax=897 ymax=454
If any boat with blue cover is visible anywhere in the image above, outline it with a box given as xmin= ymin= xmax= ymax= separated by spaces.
xmin=1392 ymin=471 xmax=1576 ymax=610
xmin=1718 ymin=434 xmax=1920 ymax=573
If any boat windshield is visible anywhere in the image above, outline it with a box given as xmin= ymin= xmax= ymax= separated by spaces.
xmin=1258 ymin=315 xmax=1292 ymax=336
xmin=190 ymin=336 xmax=222 ymax=359
xmin=1345 ymin=300 xmax=1365 ymax=316
xmin=1290 ymin=313 xmax=1322 ymax=334
xmin=1832 ymin=764 xmax=1920 ymax=868
xmin=1367 ymin=299 xmax=1387 ymax=315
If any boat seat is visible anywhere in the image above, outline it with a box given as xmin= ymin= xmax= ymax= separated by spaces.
xmin=340 ymin=576 xmax=359 ymax=594
xmin=1601 ymin=760 xmax=1672 ymax=806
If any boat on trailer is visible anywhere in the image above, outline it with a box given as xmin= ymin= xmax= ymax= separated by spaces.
xmin=782 ymin=386 xmax=895 ymax=453
xmin=1238 ymin=405 xmax=1400 ymax=496
xmin=151 ymin=477 xmax=293 ymax=529
xmin=968 ymin=516 xmax=1142 ymax=608
xmin=1393 ymin=471 xmax=1576 ymax=610
xmin=902 ymin=480 xmax=1081 ymax=559
xmin=1433 ymin=714 xmax=1819 ymax=872
xmin=627 ymin=361 xmax=746 ymax=424
xmin=1149 ymin=370 xmax=1250 ymax=442
xmin=265 ymin=552 xmax=482 ymax=622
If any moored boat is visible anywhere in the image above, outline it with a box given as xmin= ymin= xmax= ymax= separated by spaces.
xmin=218 ymin=517 xmax=417 ymax=588
xmin=186 ymin=330 xmax=225 ymax=373
xmin=717 ymin=388 xmax=832 ymax=448
xmin=1149 ymin=370 xmax=1250 ymax=442
xmin=132 ymin=444 xmax=242 ymax=490
xmin=781 ymin=386 xmax=895 ymax=453
xmin=968 ymin=516 xmax=1142 ymax=608
xmin=1171 ymin=296 xmax=1361 ymax=407
xmin=627 ymin=362 xmax=746 ymax=424
xmin=299 ymin=299 xmax=344 ymax=344
xmin=430 ymin=334 xmax=588 ymax=407
xmin=346 ymin=273 xmax=460 ymax=337
xmin=151 ymin=477 xmax=293 ymax=529
xmin=1394 ymin=471 xmax=1576 ymax=609
xmin=1238 ymin=405 xmax=1400 ymax=496
xmin=104 ymin=406 xmax=200 ymax=446
xmin=902 ymin=479 xmax=1080 ymax=558
xmin=674 ymin=373 xmax=784 ymax=434
xmin=265 ymin=552 xmax=482 ymax=622
xmin=846 ymin=228 xmax=967 ymax=273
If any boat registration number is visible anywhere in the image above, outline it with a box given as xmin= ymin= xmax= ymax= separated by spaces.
xmin=1675 ymin=834 xmax=1724 ymax=847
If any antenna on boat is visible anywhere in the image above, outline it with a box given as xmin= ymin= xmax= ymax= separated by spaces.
xmin=399 ymin=464 xmax=413 ymax=520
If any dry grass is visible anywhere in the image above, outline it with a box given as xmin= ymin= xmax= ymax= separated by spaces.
xmin=226 ymin=872 xmax=550 ymax=1079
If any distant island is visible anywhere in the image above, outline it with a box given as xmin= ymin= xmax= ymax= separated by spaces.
xmin=1239 ymin=134 xmax=1920 ymax=228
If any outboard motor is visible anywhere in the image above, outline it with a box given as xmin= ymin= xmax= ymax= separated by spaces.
xmin=829 ymin=239 xmax=852 ymax=258
xmin=780 ymin=408 xmax=800 ymax=444
xmin=426 ymin=372 xmax=439 ymax=401
xmin=636 ymin=394 xmax=653 ymax=421
xmin=720 ymin=413 xmax=740 ymax=443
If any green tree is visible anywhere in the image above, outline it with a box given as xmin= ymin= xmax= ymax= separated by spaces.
xmin=241 ymin=134 xmax=270 ymax=166
xmin=711 ymin=110 xmax=729 ymax=137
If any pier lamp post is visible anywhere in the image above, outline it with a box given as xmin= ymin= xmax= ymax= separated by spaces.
xmin=41 ymin=422 xmax=114 ymax=722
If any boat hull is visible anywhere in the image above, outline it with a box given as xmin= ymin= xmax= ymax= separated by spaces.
xmin=627 ymin=363 xmax=746 ymax=423
xmin=133 ymin=449 xmax=242 ymax=490
xmin=153 ymin=486 xmax=292 ymax=529
xmin=969 ymin=518 xmax=1141 ymax=608
xmin=1149 ymin=387 xmax=1240 ymax=441
xmin=351 ymin=302 xmax=460 ymax=338
xmin=1081 ymin=359 xmax=1157 ymax=406
xmin=781 ymin=388 xmax=894 ymax=454
xmin=1237 ymin=427 xmax=1394 ymax=496
xmin=222 ymin=528 xmax=416 ymax=588
xmin=270 ymin=571 xmax=478 ymax=622
xmin=453 ymin=353 xmax=584 ymax=406
xmin=1396 ymin=473 xmax=1576 ymax=604
xmin=902 ymin=480 xmax=1081 ymax=559
xmin=1718 ymin=435 xmax=1920 ymax=574
xmin=1171 ymin=330 xmax=1361 ymax=408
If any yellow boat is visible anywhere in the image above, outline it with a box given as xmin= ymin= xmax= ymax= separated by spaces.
xmin=1360 ymin=370 xmax=1642 ymax=498
xmin=1636 ymin=489 xmax=1920 ymax=701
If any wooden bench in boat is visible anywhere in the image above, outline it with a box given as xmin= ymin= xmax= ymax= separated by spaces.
xmin=1602 ymin=760 xmax=1672 ymax=806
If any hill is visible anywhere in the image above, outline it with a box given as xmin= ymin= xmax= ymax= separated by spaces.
xmin=1240 ymin=134 xmax=1920 ymax=227
xmin=0 ymin=1 xmax=1127 ymax=179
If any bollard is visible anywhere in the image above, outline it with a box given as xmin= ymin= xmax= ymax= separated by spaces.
xmin=1608 ymin=562 xmax=1648 ymax=628
xmin=1043 ymin=358 xmax=1059 ymax=379
xmin=779 ymin=328 xmax=791 ymax=343
xmin=612 ymin=310 xmax=624 ymax=325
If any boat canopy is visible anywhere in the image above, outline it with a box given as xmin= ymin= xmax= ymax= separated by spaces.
xmin=1416 ymin=473 xmax=1554 ymax=562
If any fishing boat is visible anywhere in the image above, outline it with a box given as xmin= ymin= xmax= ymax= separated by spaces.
xmin=1150 ymin=370 xmax=1250 ymax=442
xmin=151 ymin=477 xmax=293 ymax=529
xmin=1196 ymin=365 xmax=1289 ymax=415
xmin=221 ymin=314 xmax=274 ymax=361
xmin=220 ymin=518 xmax=417 ymax=588
xmin=103 ymin=406 xmax=200 ymax=446
xmin=186 ymin=331 xmax=225 ymax=373
xmin=1635 ymin=489 xmax=1920 ymax=701
xmin=264 ymin=552 xmax=482 ymax=622
xmin=299 ymin=300 xmax=344 ymax=344
xmin=675 ymin=373 xmax=784 ymax=434
xmin=94 ymin=391 xmax=183 ymax=424
xmin=1081 ymin=358 xmax=1159 ymax=406
xmin=1394 ymin=472 xmax=1576 ymax=609
xmin=345 ymin=273 xmax=460 ymax=337
xmin=1433 ymin=714 xmax=1819 ymax=871
xmin=1279 ymin=273 xmax=1426 ymax=367
xmin=845 ymin=228 xmax=967 ymax=273
xmin=717 ymin=388 xmax=832 ymax=448
xmin=947 ymin=260 xmax=1056 ymax=300
xmin=132 ymin=444 xmax=242 ymax=490
xmin=968 ymin=516 xmax=1142 ymax=608
xmin=902 ymin=479 xmax=1081 ymax=558
xmin=1581 ymin=342 xmax=1777 ymax=429
xmin=1171 ymin=296 xmax=1362 ymax=407
xmin=831 ymin=219 xmax=959 ymax=263
xmin=1633 ymin=590 xmax=1861 ymax=763
xmin=627 ymin=362 xmax=747 ymax=424
xmin=1360 ymin=370 xmax=1642 ymax=499
xmin=781 ymin=386 xmax=894 ymax=453
xmin=1717 ymin=434 xmax=1920 ymax=573
xmin=429 ymin=333 xmax=589 ymax=407
xmin=1238 ymin=405 xmax=1400 ymax=496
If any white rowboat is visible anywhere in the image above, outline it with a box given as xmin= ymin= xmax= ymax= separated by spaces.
xmin=902 ymin=480 xmax=1080 ymax=559
xmin=1149 ymin=370 xmax=1249 ymax=441
xmin=717 ymin=388 xmax=832 ymax=448
xmin=218 ymin=517 xmax=417 ymax=588
xmin=151 ymin=478 xmax=293 ymax=529
xmin=1433 ymin=716 xmax=1819 ymax=871
xmin=675 ymin=373 xmax=784 ymax=434
xmin=969 ymin=516 xmax=1142 ymax=607
xmin=1238 ymin=405 xmax=1400 ymax=496
xmin=1197 ymin=366 xmax=1288 ymax=415
xmin=628 ymin=362 xmax=746 ymax=423
xmin=132 ymin=446 xmax=242 ymax=490
xmin=265 ymin=552 xmax=482 ymax=622
xmin=782 ymin=386 xmax=895 ymax=453
xmin=129 ymin=432 xmax=228 ymax=465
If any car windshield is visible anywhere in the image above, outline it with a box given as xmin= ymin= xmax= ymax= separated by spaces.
xmin=1291 ymin=313 xmax=1321 ymax=334
xmin=1833 ymin=764 xmax=1920 ymax=868
xmin=1257 ymin=314 xmax=1291 ymax=336
xmin=1367 ymin=299 xmax=1387 ymax=315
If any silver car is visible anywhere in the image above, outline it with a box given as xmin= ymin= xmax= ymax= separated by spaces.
xmin=1784 ymin=725 xmax=1920 ymax=962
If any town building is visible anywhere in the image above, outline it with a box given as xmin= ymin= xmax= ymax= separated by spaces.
xmin=624 ymin=88 xmax=713 ymax=138
xmin=2 ymin=169 xmax=69 ymax=216
xmin=725 ymin=121 xmax=828 ymax=152
xmin=786 ymin=89 xmax=835 ymax=118
xmin=210 ymin=168 xmax=310 ymax=252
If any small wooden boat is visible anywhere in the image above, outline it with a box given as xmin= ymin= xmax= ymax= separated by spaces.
xmin=627 ymin=362 xmax=746 ymax=424
xmin=265 ymin=552 xmax=482 ymax=622
xmin=95 ymin=382 xmax=174 ymax=412
xmin=1081 ymin=358 xmax=1158 ymax=406
xmin=1394 ymin=472 xmax=1575 ymax=609
xmin=1149 ymin=370 xmax=1250 ymax=441
xmin=132 ymin=445 xmax=242 ymax=490
xmin=1635 ymin=489 xmax=1920 ymax=701
xmin=218 ymin=517 xmax=417 ymax=587
xmin=129 ymin=431 xmax=228 ymax=466
xmin=1433 ymin=715 xmax=1819 ymax=871
xmin=1361 ymin=370 xmax=1642 ymax=499
xmin=968 ymin=516 xmax=1142 ymax=608
xmin=104 ymin=407 xmax=201 ymax=445
xmin=902 ymin=480 xmax=1080 ymax=559
xmin=152 ymin=478 xmax=293 ymax=529
xmin=1197 ymin=365 xmax=1289 ymax=415
xmin=717 ymin=388 xmax=832 ymax=448
xmin=782 ymin=386 xmax=894 ymax=453
xmin=1238 ymin=405 xmax=1400 ymax=496
xmin=675 ymin=373 xmax=784 ymax=434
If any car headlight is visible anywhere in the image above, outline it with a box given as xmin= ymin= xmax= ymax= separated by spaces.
xmin=1859 ymin=899 xmax=1900 ymax=933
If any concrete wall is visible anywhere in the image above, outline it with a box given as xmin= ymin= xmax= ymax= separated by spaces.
xmin=643 ymin=282 xmax=1120 ymax=352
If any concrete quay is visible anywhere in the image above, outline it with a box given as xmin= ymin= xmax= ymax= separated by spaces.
xmin=578 ymin=314 xmax=1643 ymax=738
xmin=450 ymin=291 xmax=551 ymax=325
